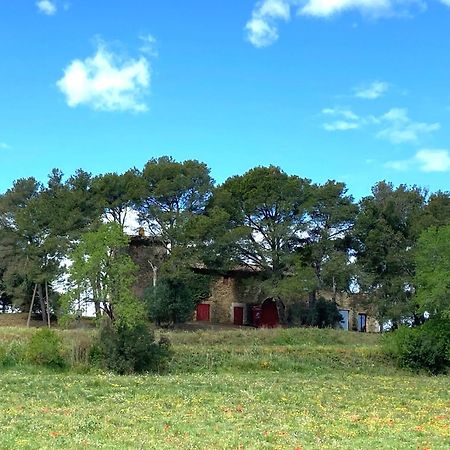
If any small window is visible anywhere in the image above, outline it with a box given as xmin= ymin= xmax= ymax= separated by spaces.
xmin=338 ymin=310 xmax=350 ymax=330
xmin=357 ymin=313 xmax=367 ymax=332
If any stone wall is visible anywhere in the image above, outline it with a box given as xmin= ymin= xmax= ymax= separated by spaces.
xmin=128 ymin=236 xmax=167 ymax=299
xmin=128 ymin=239 xmax=380 ymax=332
xmin=199 ymin=274 xmax=265 ymax=324
xmin=319 ymin=291 xmax=380 ymax=332
xmin=199 ymin=280 xmax=380 ymax=331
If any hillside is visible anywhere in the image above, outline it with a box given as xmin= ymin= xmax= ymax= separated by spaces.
xmin=0 ymin=326 xmax=448 ymax=449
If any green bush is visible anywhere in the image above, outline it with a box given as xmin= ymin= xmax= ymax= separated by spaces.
xmin=26 ymin=328 xmax=67 ymax=368
xmin=145 ymin=272 xmax=212 ymax=326
xmin=63 ymin=331 xmax=94 ymax=370
xmin=288 ymin=297 xmax=342 ymax=328
xmin=0 ymin=340 xmax=26 ymax=367
xmin=382 ymin=318 xmax=450 ymax=374
xmin=91 ymin=321 xmax=172 ymax=374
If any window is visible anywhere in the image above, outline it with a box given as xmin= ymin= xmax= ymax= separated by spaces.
xmin=338 ymin=310 xmax=350 ymax=331
xmin=357 ymin=313 xmax=367 ymax=332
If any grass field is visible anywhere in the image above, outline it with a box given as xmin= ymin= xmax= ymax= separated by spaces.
xmin=0 ymin=326 xmax=449 ymax=449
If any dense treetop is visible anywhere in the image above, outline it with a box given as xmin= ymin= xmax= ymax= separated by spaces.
xmin=0 ymin=156 xmax=448 ymax=325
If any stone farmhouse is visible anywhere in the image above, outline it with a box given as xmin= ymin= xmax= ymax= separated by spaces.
xmin=192 ymin=268 xmax=379 ymax=332
xmin=129 ymin=234 xmax=380 ymax=332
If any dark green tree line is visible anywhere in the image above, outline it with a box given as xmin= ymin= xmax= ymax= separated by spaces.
xmin=0 ymin=157 xmax=448 ymax=329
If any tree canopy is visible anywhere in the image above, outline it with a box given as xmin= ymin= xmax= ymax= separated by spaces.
xmin=415 ymin=224 xmax=450 ymax=319
xmin=0 ymin=157 xmax=448 ymax=328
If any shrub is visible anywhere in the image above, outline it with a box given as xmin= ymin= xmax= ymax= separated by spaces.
xmin=382 ymin=318 xmax=450 ymax=374
xmin=288 ymin=297 xmax=342 ymax=328
xmin=145 ymin=272 xmax=212 ymax=326
xmin=26 ymin=328 xmax=66 ymax=368
xmin=63 ymin=331 xmax=94 ymax=370
xmin=91 ymin=321 xmax=172 ymax=374
xmin=0 ymin=340 xmax=26 ymax=367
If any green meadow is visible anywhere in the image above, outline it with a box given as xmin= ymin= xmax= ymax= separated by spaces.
xmin=0 ymin=327 xmax=449 ymax=449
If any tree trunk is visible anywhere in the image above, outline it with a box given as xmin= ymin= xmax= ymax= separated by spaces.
xmin=309 ymin=290 xmax=317 ymax=308
xmin=45 ymin=281 xmax=51 ymax=328
xmin=94 ymin=301 xmax=101 ymax=318
xmin=37 ymin=284 xmax=46 ymax=323
xmin=27 ymin=284 xmax=38 ymax=327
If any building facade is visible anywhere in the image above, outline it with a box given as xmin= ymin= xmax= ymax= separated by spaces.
xmin=194 ymin=272 xmax=380 ymax=332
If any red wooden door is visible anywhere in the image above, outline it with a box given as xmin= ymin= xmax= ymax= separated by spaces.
xmin=233 ymin=306 xmax=244 ymax=326
xmin=260 ymin=299 xmax=279 ymax=328
xmin=196 ymin=303 xmax=210 ymax=321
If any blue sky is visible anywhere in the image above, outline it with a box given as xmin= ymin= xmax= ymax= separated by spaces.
xmin=1 ymin=0 xmax=449 ymax=198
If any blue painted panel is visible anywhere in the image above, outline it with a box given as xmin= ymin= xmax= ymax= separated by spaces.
xmin=357 ymin=314 xmax=367 ymax=332
xmin=339 ymin=310 xmax=349 ymax=330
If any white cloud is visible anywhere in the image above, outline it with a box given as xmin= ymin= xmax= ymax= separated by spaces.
xmin=323 ymin=121 xmax=360 ymax=131
xmin=355 ymin=81 xmax=389 ymax=99
xmin=321 ymin=105 xmax=440 ymax=144
xmin=322 ymin=107 xmax=361 ymax=131
xmin=440 ymin=0 xmax=450 ymax=6
xmin=0 ymin=142 xmax=11 ymax=150
xmin=139 ymin=34 xmax=158 ymax=57
xmin=36 ymin=0 xmax=57 ymax=15
xmin=386 ymin=149 xmax=450 ymax=172
xmin=385 ymin=159 xmax=411 ymax=171
xmin=300 ymin=0 xmax=396 ymax=18
xmin=57 ymin=44 xmax=151 ymax=112
xmin=246 ymin=0 xmax=429 ymax=47
xmin=245 ymin=0 xmax=291 ymax=47
xmin=322 ymin=107 xmax=359 ymax=120
xmin=416 ymin=149 xmax=450 ymax=172
xmin=377 ymin=108 xmax=440 ymax=144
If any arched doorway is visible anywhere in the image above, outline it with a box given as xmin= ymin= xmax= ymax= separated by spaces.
xmin=260 ymin=298 xmax=279 ymax=328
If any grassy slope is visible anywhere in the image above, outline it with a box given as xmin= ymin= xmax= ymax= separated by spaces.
xmin=0 ymin=327 xmax=449 ymax=449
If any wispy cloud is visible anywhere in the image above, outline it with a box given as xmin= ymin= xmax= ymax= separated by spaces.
xmin=0 ymin=142 xmax=11 ymax=150
xmin=299 ymin=0 xmax=416 ymax=18
xmin=321 ymin=106 xmax=440 ymax=145
xmin=36 ymin=0 xmax=57 ymax=15
xmin=386 ymin=149 xmax=450 ymax=172
xmin=57 ymin=43 xmax=151 ymax=113
xmin=139 ymin=34 xmax=158 ymax=57
xmin=416 ymin=149 xmax=450 ymax=172
xmin=355 ymin=81 xmax=389 ymax=99
xmin=377 ymin=108 xmax=440 ymax=144
xmin=246 ymin=1 xmax=434 ymax=47
xmin=245 ymin=0 xmax=291 ymax=47
xmin=322 ymin=107 xmax=361 ymax=131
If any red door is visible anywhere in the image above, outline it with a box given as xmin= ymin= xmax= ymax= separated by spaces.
xmin=196 ymin=303 xmax=210 ymax=321
xmin=260 ymin=299 xmax=279 ymax=328
xmin=233 ymin=306 xmax=244 ymax=326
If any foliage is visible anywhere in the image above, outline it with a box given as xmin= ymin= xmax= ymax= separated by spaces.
xmin=26 ymin=328 xmax=66 ymax=368
xmin=137 ymin=156 xmax=214 ymax=252
xmin=287 ymin=297 xmax=343 ymax=328
xmin=0 ymin=339 xmax=26 ymax=367
xmin=301 ymin=180 xmax=358 ymax=292
xmin=90 ymin=320 xmax=171 ymax=374
xmin=146 ymin=270 xmax=213 ymax=325
xmin=0 ymin=177 xmax=51 ymax=315
xmin=382 ymin=318 xmax=450 ymax=374
xmin=414 ymin=191 xmax=450 ymax=230
xmin=213 ymin=165 xmax=313 ymax=275
xmin=91 ymin=170 xmax=142 ymax=228
xmin=0 ymin=170 xmax=99 ymax=319
xmin=0 ymin=159 xmax=449 ymax=332
xmin=415 ymin=224 xmax=450 ymax=319
xmin=353 ymin=182 xmax=427 ymax=324
xmin=62 ymin=222 xmax=144 ymax=324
